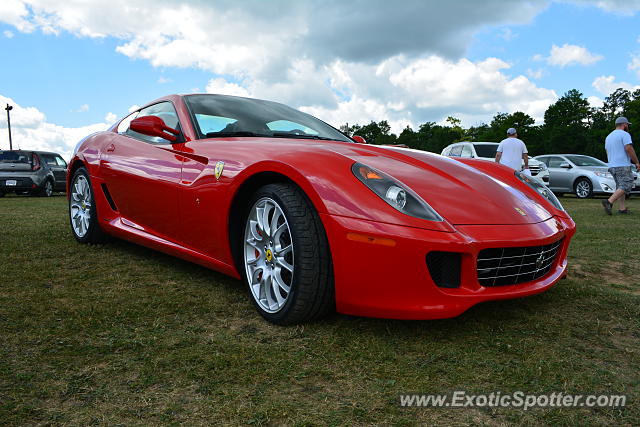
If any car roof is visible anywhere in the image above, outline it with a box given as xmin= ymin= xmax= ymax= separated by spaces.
xmin=0 ymin=150 xmax=62 ymax=156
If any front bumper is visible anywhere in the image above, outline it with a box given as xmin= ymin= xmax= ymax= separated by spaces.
xmin=594 ymin=176 xmax=640 ymax=194
xmin=322 ymin=213 xmax=575 ymax=320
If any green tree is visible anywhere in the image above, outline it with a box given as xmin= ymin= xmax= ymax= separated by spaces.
xmin=353 ymin=120 xmax=397 ymax=145
xmin=542 ymin=89 xmax=591 ymax=154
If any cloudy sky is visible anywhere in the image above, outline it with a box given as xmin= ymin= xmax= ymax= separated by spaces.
xmin=1 ymin=0 xmax=640 ymax=159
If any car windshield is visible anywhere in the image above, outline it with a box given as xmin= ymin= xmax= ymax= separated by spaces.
xmin=0 ymin=151 xmax=30 ymax=163
xmin=473 ymin=144 xmax=498 ymax=158
xmin=565 ymin=155 xmax=607 ymax=167
xmin=184 ymin=94 xmax=352 ymax=142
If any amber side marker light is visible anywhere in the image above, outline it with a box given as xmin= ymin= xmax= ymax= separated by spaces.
xmin=358 ymin=166 xmax=383 ymax=180
xmin=346 ymin=232 xmax=396 ymax=247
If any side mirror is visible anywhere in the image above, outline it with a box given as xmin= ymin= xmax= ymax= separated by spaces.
xmin=130 ymin=116 xmax=180 ymax=142
xmin=559 ymin=162 xmax=572 ymax=169
xmin=352 ymin=135 xmax=367 ymax=144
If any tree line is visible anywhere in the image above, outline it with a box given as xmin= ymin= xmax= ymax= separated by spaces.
xmin=340 ymin=88 xmax=640 ymax=160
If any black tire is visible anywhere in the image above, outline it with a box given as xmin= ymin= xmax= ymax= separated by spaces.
xmin=40 ymin=179 xmax=54 ymax=197
xmin=69 ymin=167 xmax=107 ymax=244
xmin=240 ymin=183 xmax=334 ymax=325
xmin=574 ymin=178 xmax=593 ymax=199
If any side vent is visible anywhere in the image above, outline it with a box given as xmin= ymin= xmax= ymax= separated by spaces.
xmin=101 ymin=183 xmax=118 ymax=212
xmin=426 ymin=251 xmax=461 ymax=288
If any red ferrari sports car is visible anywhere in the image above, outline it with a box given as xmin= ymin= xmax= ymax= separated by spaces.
xmin=68 ymin=94 xmax=575 ymax=324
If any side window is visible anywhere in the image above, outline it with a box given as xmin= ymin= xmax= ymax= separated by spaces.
xmin=125 ymin=102 xmax=181 ymax=144
xmin=194 ymin=114 xmax=237 ymax=135
xmin=442 ymin=147 xmax=450 ymax=156
xmin=40 ymin=154 xmax=57 ymax=166
xmin=536 ymin=157 xmax=549 ymax=166
xmin=461 ymin=145 xmax=473 ymax=158
xmin=55 ymin=156 xmax=67 ymax=167
xmin=117 ymin=111 xmax=139 ymax=134
xmin=548 ymin=157 xmax=565 ymax=168
xmin=449 ymin=145 xmax=463 ymax=157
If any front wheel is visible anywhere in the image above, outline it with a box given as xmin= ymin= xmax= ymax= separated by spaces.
xmin=241 ymin=183 xmax=334 ymax=325
xmin=69 ymin=167 xmax=106 ymax=243
xmin=574 ymin=178 xmax=593 ymax=199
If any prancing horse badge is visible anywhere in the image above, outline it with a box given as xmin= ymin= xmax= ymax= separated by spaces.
xmin=214 ymin=161 xmax=225 ymax=180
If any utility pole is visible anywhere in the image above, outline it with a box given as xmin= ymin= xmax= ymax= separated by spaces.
xmin=5 ymin=104 xmax=13 ymax=150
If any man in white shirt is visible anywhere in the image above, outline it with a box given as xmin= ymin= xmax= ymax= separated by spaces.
xmin=495 ymin=128 xmax=529 ymax=173
xmin=601 ymin=117 xmax=640 ymax=215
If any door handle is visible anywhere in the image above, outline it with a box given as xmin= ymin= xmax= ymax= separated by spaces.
xmin=106 ymin=144 xmax=115 ymax=152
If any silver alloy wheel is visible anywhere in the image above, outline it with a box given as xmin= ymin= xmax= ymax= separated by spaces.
xmin=44 ymin=180 xmax=53 ymax=197
xmin=575 ymin=180 xmax=591 ymax=198
xmin=70 ymin=175 xmax=92 ymax=237
xmin=244 ymin=197 xmax=294 ymax=313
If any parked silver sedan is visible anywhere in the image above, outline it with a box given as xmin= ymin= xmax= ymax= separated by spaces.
xmin=534 ymin=154 xmax=639 ymax=198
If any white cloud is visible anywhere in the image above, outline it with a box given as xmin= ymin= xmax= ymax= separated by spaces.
xmin=569 ymin=0 xmax=640 ymax=15
xmin=628 ymin=54 xmax=640 ymax=79
xmin=587 ymin=95 xmax=604 ymax=108
xmin=3 ymin=30 xmax=14 ymax=38
xmin=205 ymin=78 xmax=250 ymax=97
xmin=0 ymin=95 xmax=109 ymax=161
xmin=157 ymin=76 xmax=172 ymax=84
xmin=104 ymin=112 xmax=117 ymax=123
xmin=0 ymin=0 xmax=34 ymax=32
xmin=544 ymin=43 xmax=603 ymax=67
xmin=127 ymin=104 xmax=140 ymax=113
xmin=500 ymin=28 xmax=516 ymax=41
xmin=527 ymin=68 xmax=545 ymax=79
xmin=72 ymin=104 xmax=90 ymax=113
xmin=592 ymin=75 xmax=640 ymax=95
xmin=0 ymin=0 xmax=547 ymax=80
xmin=0 ymin=1 xmax=582 ymax=140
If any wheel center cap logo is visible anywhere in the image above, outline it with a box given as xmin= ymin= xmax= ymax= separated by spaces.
xmin=265 ymin=249 xmax=273 ymax=262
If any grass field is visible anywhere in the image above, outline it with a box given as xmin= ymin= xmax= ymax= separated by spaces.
xmin=0 ymin=193 xmax=638 ymax=426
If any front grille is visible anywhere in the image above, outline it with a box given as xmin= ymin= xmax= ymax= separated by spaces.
xmin=477 ymin=239 xmax=562 ymax=287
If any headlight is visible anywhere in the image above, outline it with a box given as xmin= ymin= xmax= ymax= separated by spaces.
xmin=352 ymin=162 xmax=442 ymax=221
xmin=537 ymin=162 xmax=547 ymax=171
xmin=515 ymin=171 xmax=564 ymax=211
xmin=594 ymin=171 xmax=613 ymax=179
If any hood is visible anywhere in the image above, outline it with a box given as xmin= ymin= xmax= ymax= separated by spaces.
xmin=326 ymin=144 xmax=553 ymax=225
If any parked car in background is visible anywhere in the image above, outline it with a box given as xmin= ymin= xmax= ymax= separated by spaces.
xmin=441 ymin=142 xmax=550 ymax=184
xmin=0 ymin=150 xmax=67 ymax=197
xmin=534 ymin=154 xmax=639 ymax=198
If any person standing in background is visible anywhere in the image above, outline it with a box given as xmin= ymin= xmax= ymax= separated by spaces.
xmin=601 ymin=117 xmax=640 ymax=215
xmin=495 ymin=128 xmax=529 ymax=174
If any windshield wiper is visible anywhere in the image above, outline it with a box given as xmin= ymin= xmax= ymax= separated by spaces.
xmin=205 ymin=131 xmax=270 ymax=138
xmin=270 ymin=132 xmax=337 ymax=141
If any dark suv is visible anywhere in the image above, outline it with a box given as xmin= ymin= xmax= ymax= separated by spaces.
xmin=0 ymin=150 xmax=68 ymax=197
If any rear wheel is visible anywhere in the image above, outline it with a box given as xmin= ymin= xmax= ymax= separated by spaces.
xmin=574 ymin=178 xmax=593 ymax=199
xmin=69 ymin=167 xmax=106 ymax=243
xmin=40 ymin=179 xmax=54 ymax=197
xmin=241 ymin=183 xmax=333 ymax=324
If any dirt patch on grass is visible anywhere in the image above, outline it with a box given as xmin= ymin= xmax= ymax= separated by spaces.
xmin=572 ymin=260 xmax=640 ymax=296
